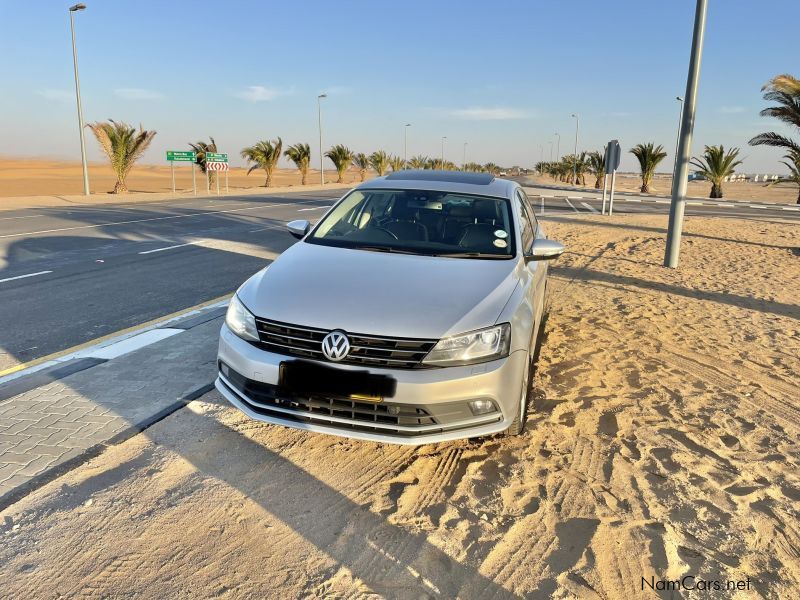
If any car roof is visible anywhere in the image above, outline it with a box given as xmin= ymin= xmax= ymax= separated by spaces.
xmin=355 ymin=170 xmax=518 ymax=199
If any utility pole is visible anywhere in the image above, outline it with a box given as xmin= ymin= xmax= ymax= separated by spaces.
xmin=317 ymin=93 xmax=327 ymax=184
xmin=441 ymin=136 xmax=447 ymax=167
xmin=554 ymin=132 xmax=561 ymax=161
xmin=404 ymin=123 xmax=411 ymax=165
xmin=672 ymin=96 xmax=684 ymax=175
xmin=665 ymin=0 xmax=708 ymax=268
xmin=571 ymin=114 xmax=579 ymax=184
xmin=69 ymin=4 xmax=90 ymax=196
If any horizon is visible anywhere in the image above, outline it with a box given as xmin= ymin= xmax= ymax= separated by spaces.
xmin=0 ymin=0 xmax=797 ymax=174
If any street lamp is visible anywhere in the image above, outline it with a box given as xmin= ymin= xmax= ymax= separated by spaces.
xmin=665 ymin=0 xmax=708 ymax=268
xmin=69 ymin=3 xmax=90 ymax=196
xmin=571 ymin=114 xmax=579 ymax=184
xmin=548 ymin=141 xmax=553 ymax=161
xmin=554 ymin=132 xmax=561 ymax=161
xmin=404 ymin=123 xmax=411 ymax=165
xmin=317 ymin=93 xmax=327 ymax=184
xmin=463 ymin=142 xmax=467 ymax=168
xmin=672 ymin=96 xmax=684 ymax=175
xmin=441 ymin=136 xmax=447 ymax=167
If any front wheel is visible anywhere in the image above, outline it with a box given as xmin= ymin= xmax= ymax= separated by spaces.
xmin=505 ymin=354 xmax=533 ymax=436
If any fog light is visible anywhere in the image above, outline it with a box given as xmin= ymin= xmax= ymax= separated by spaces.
xmin=219 ymin=362 xmax=230 ymax=377
xmin=469 ymin=399 xmax=496 ymax=416
xmin=387 ymin=405 xmax=400 ymax=416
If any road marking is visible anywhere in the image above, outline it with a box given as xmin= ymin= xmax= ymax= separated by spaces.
xmin=625 ymin=198 xmax=641 ymax=202
xmin=0 ymin=200 xmax=319 ymax=240
xmin=686 ymin=201 xmax=703 ymax=206
xmin=0 ymin=270 xmax=53 ymax=284
xmin=654 ymin=200 xmax=671 ymax=204
xmin=138 ymin=242 xmax=198 ymax=255
xmin=564 ymin=199 xmax=580 ymax=213
xmin=0 ymin=214 xmax=44 ymax=221
xmin=297 ymin=205 xmax=332 ymax=212
xmin=748 ymin=205 xmax=768 ymax=209
xmin=715 ymin=203 xmax=734 ymax=208
xmin=0 ymin=294 xmax=232 ymax=380
xmin=540 ymin=196 xmax=545 ymax=216
xmin=84 ymin=328 xmax=182 ymax=360
xmin=581 ymin=202 xmax=599 ymax=213
xmin=781 ymin=206 xmax=800 ymax=211
xmin=249 ymin=224 xmax=288 ymax=233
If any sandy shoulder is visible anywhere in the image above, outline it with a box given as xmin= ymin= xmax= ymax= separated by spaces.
xmin=0 ymin=215 xmax=798 ymax=598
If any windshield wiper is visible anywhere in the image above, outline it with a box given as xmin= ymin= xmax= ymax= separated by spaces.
xmin=431 ymin=252 xmax=509 ymax=259
xmin=357 ymin=245 xmax=420 ymax=255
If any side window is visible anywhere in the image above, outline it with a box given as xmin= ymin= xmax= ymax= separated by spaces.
xmin=518 ymin=189 xmax=539 ymax=234
xmin=516 ymin=191 xmax=534 ymax=253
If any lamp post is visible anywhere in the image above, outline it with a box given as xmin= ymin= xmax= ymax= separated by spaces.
xmin=404 ymin=123 xmax=411 ymax=165
xmin=571 ymin=113 xmax=579 ymax=184
xmin=441 ymin=136 xmax=447 ymax=167
xmin=69 ymin=3 xmax=90 ymax=196
xmin=548 ymin=141 xmax=553 ymax=161
xmin=672 ymin=96 xmax=684 ymax=175
xmin=463 ymin=142 xmax=467 ymax=168
xmin=317 ymin=93 xmax=327 ymax=184
xmin=554 ymin=132 xmax=561 ymax=161
xmin=665 ymin=0 xmax=708 ymax=269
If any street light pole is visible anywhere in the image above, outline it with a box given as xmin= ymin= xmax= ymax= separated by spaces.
xmin=69 ymin=4 xmax=90 ymax=196
xmin=548 ymin=141 xmax=553 ymax=161
xmin=554 ymin=132 xmax=561 ymax=161
xmin=665 ymin=0 xmax=708 ymax=269
xmin=672 ymin=96 xmax=684 ymax=175
xmin=317 ymin=93 xmax=327 ymax=184
xmin=571 ymin=114 xmax=579 ymax=184
xmin=441 ymin=136 xmax=447 ymax=167
xmin=404 ymin=123 xmax=411 ymax=165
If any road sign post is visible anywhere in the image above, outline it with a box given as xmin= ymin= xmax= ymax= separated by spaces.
xmin=192 ymin=163 xmax=196 ymax=195
xmin=205 ymin=153 xmax=229 ymax=197
xmin=166 ymin=151 xmax=197 ymax=195
xmin=602 ymin=140 xmax=621 ymax=215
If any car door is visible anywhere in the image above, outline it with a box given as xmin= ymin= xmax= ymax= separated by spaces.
xmin=516 ymin=189 xmax=547 ymax=355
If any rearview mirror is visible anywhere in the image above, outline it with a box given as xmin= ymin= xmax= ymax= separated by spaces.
xmin=527 ymin=238 xmax=565 ymax=261
xmin=287 ymin=219 xmax=310 ymax=239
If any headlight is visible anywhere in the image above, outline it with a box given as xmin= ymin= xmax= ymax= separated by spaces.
xmin=225 ymin=295 xmax=259 ymax=341
xmin=423 ymin=323 xmax=510 ymax=367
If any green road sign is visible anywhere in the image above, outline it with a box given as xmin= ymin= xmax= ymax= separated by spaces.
xmin=166 ymin=150 xmax=197 ymax=162
xmin=206 ymin=152 xmax=228 ymax=162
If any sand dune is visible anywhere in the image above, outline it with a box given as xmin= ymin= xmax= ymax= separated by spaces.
xmin=1 ymin=214 xmax=798 ymax=598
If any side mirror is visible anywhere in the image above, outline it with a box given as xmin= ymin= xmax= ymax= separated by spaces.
xmin=287 ymin=219 xmax=310 ymax=239
xmin=527 ymin=238 xmax=565 ymax=261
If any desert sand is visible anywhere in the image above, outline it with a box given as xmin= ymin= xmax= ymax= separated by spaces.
xmin=0 ymin=157 xmax=370 ymax=199
xmin=1 ymin=214 xmax=798 ymax=598
xmin=529 ymin=172 xmax=800 ymax=204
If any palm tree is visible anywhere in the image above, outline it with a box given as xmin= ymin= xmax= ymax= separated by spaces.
xmin=284 ymin=143 xmax=311 ymax=185
xmin=484 ymin=162 xmax=500 ymax=175
xmin=325 ymin=144 xmax=354 ymax=182
xmin=427 ymin=158 xmax=445 ymax=170
xmin=749 ymin=74 xmax=800 ymax=155
xmin=389 ymin=155 xmax=405 ymax=172
xmin=463 ymin=162 xmax=484 ymax=172
xmin=353 ymin=152 xmax=370 ymax=182
xmin=408 ymin=155 xmax=428 ymax=169
xmin=690 ymin=145 xmax=743 ymax=198
xmin=86 ymin=120 xmax=156 ymax=193
xmin=241 ymin=138 xmax=283 ymax=187
xmin=369 ymin=150 xmax=391 ymax=176
xmin=777 ymin=148 xmax=800 ymax=203
xmin=587 ymin=150 xmax=606 ymax=189
xmin=189 ymin=137 xmax=218 ymax=185
xmin=630 ymin=143 xmax=667 ymax=192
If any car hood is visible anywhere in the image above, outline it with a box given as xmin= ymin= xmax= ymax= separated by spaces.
xmin=237 ymin=241 xmax=520 ymax=339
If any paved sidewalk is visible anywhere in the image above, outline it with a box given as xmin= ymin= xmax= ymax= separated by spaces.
xmin=0 ymin=315 xmax=222 ymax=508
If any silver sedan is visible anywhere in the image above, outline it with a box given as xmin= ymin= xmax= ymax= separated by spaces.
xmin=216 ymin=170 xmax=564 ymax=444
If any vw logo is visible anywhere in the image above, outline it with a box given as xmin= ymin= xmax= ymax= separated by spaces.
xmin=321 ymin=330 xmax=350 ymax=362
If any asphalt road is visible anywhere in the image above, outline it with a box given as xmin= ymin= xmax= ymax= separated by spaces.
xmin=0 ymin=184 xmax=797 ymax=371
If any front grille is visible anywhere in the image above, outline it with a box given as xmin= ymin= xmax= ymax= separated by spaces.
xmin=225 ymin=370 xmax=439 ymax=435
xmin=253 ymin=318 xmax=437 ymax=369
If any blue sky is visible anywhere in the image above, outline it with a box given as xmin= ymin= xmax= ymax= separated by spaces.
xmin=0 ymin=0 xmax=797 ymax=172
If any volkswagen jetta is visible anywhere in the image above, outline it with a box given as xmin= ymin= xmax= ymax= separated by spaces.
xmin=215 ymin=170 xmax=564 ymax=444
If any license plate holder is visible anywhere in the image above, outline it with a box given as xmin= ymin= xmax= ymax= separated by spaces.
xmin=279 ymin=360 xmax=396 ymax=400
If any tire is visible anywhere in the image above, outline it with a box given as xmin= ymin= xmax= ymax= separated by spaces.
xmin=505 ymin=354 xmax=533 ymax=436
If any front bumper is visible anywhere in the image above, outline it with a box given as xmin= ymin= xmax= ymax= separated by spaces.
xmin=216 ymin=323 xmax=527 ymax=445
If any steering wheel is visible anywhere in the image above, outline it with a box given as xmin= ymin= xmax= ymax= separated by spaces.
xmin=374 ymin=227 xmax=399 ymax=241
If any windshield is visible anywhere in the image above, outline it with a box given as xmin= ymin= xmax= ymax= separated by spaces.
xmin=306 ymin=189 xmax=515 ymax=258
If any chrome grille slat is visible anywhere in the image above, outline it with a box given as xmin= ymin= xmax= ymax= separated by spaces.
xmin=253 ymin=318 xmax=437 ymax=369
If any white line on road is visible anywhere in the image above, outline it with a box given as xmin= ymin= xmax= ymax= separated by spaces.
xmin=0 ymin=270 xmax=53 ymax=284
xmin=714 ymin=203 xmax=734 ymax=208
xmin=781 ymin=206 xmax=800 ymax=211
xmin=0 ymin=200 xmax=320 ymax=240
xmin=249 ymin=224 xmax=288 ymax=233
xmin=654 ymin=200 xmax=671 ymax=204
xmin=625 ymin=198 xmax=641 ymax=202
xmin=748 ymin=205 xmax=768 ymax=209
xmin=297 ymin=205 xmax=333 ymax=211
xmin=0 ymin=214 xmax=44 ymax=221
xmin=138 ymin=242 xmax=198 ymax=255
xmin=686 ymin=201 xmax=703 ymax=206
xmin=581 ymin=202 xmax=599 ymax=213
xmin=564 ymin=199 xmax=580 ymax=213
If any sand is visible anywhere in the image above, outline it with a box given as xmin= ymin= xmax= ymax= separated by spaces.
xmin=0 ymin=158 xmax=371 ymax=198
xmin=529 ymin=172 xmax=800 ymax=204
xmin=1 ymin=214 xmax=798 ymax=598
